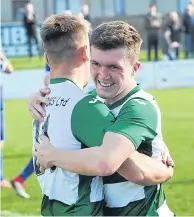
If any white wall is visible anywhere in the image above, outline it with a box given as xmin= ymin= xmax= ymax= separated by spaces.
xmin=156 ymin=0 xmax=178 ymax=13
xmin=1 ymin=0 xmax=12 ymax=22
xmin=125 ymin=0 xmax=150 ymax=15
xmin=2 ymin=60 xmax=194 ymax=100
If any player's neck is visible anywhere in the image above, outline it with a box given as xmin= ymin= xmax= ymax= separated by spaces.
xmin=105 ymin=80 xmax=137 ymax=106
xmin=50 ymin=64 xmax=85 ymax=90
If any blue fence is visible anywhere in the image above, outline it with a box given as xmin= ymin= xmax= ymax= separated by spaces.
xmin=1 ymin=22 xmax=42 ymax=58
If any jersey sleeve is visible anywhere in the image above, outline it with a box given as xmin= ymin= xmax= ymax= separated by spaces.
xmin=106 ymin=98 xmax=158 ymax=149
xmin=71 ymin=95 xmax=115 ymax=147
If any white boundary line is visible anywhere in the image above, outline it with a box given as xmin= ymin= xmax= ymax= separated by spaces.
xmin=1 ymin=210 xmax=36 ymax=216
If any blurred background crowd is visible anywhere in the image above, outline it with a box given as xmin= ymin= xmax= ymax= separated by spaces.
xmin=1 ymin=0 xmax=194 ymax=61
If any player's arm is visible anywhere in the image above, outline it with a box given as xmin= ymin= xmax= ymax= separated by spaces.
xmin=117 ymin=152 xmax=173 ymax=186
xmin=28 ymin=88 xmax=96 ymax=122
xmin=39 ymin=132 xmax=134 ymax=176
xmin=28 ymin=88 xmax=50 ymax=122
xmin=35 ymin=134 xmax=134 ymax=176
xmin=35 ymin=95 xmax=135 ymax=176
xmin=105 ymin=98 xmax=174 ymax=185
xmin=35 ymin=96 xmax=173 ymax=182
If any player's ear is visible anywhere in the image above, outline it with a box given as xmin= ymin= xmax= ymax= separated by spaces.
xmin=132 ymin=61 xmax=140 ymax=76
xmin=81 ymin=45 xmax=89 ymax=63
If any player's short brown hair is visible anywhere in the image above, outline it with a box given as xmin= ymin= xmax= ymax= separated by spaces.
xmin=41 ymin=14 xmax=89 ymax=62
xmin=90 ymin=21 xmax=143 ymax=63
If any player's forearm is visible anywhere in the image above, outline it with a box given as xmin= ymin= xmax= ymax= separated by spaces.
xmin=48 ymin=132 xmax=133 ymax=176
xmin=50 ymin=132 xmax=133 ymax=176
xmin=138 ymin=157 xmax=174 ymax=185
xmin=50 ymin=147 xmax=114 ymax=176
xmin=117 ymin=152 xmax=173 ymax=186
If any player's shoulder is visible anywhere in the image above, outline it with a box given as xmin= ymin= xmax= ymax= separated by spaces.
xmin=73 ymin=93 xmax=114 ymax=122
xmin=124 ymin=97 xmax=154 ymax=111
xmin=76 ymin=93 xmax=108 ymax=113
xmin=88 ymin=88 xmax=97 ymax=97
xmin=125 ymin=89 xmax=156 ymax=107
xmin=120 ymin=90 xmax=158 ymax=118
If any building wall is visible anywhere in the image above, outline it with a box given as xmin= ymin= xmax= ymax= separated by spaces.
xmin=0 ymin=0 xmax=189 ymax=54
xmin=156 ymin=0 xmax=178 ymax=13
xmin=45 ymin=0 xmax=55 ymax=18
xmin=1 ymin=0 xmax=12 ymax=22
xmin=31 ymin=0 xmax=45 ymax=21
xmin=125 ymin=0 xmax=150 ymax=15
xmin=1 ymin=0 xmax=191 ymax=22
xmin=91 ymin=15 xmax=150 ymax=48
xmin=1 ymin=9 xmax=186 ymax=57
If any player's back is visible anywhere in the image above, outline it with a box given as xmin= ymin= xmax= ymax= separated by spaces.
xmin=33 ymin=78 xmax=104 ymax=216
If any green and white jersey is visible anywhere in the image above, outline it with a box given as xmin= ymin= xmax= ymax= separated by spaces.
xmin=32 ymin=78 xmax=115 ymax=216
xmin=90 ymin=86 xmax=173 ymax=216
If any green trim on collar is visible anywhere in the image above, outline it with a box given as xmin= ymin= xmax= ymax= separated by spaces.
xmin=50 ymin=78 xmax=81 ymax=89
xmin=108 ymin=86 xmax=140 ymax=110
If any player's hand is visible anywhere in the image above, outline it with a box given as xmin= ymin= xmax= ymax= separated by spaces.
xmin=28 ymin=87 xmax=50 ymax=122
xmin=162 ymin=148 xmax=175 ymax=168
xmin=36 ymin=159 xmax=46 ymax=173
xmin=34 ymin=135 xmax=55 ymax=169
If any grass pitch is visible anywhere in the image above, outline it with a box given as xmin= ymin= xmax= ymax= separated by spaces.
xmin=9 ymin=50 xmax=186 ymax=71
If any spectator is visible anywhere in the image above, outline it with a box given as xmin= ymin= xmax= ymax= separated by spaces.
xmin=161 ymin=27 xmax=171 ymax=60
xmin=164 ymin=12 xmax=182 ymax=60
xmin=82 ymin=4 xmax=91 ymax=23
xmin=145 ymin=4 xmax=162 ymax=61
xmin=23 ymin=3 xmax=41 ymax=60
xmin=189 ymin=0 xmax=194 ymax=7
xmin=183 ymin=4 xmax=194 ymax=58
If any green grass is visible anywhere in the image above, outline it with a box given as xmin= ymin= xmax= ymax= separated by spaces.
xmin=9 ymin=50 xmax=186 ymax=71
xmin=1 ymin=88 xmax=194 ymax=216
xmin=9 ymin=56 xmax=46 ymax=71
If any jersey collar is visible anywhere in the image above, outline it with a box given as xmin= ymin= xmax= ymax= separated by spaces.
xmin=108 ymin=85 xmax=140 ymax=110
xmin=50 ymin=78 xmax=81 ymax=89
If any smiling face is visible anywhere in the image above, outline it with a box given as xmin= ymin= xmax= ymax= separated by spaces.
xmin=91 ymin=46 xmax=140 ymax=104
xmin=90 ymin=21 xmax=142 ymax=105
